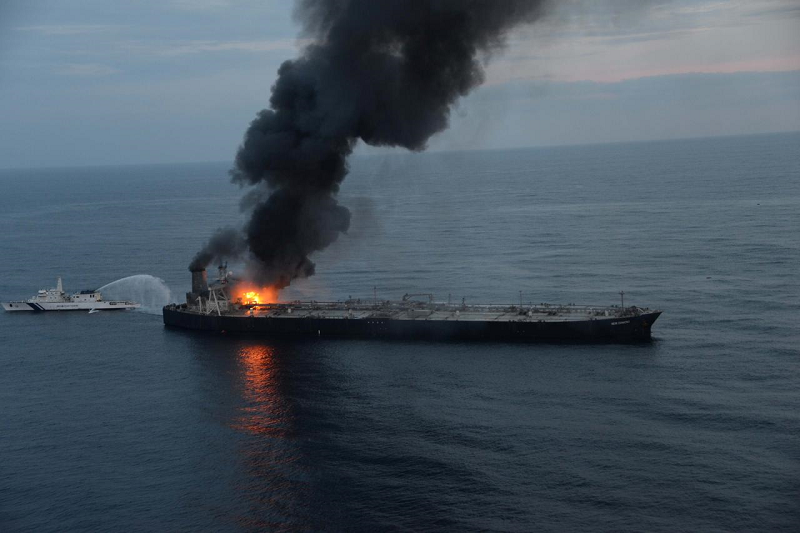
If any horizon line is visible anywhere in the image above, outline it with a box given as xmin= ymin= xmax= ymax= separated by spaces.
xmin=1 ymin=129 xmax=798 ymax=173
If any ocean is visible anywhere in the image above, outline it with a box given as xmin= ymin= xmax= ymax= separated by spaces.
xmin=1 ymin=132 xmax=798 ymax=531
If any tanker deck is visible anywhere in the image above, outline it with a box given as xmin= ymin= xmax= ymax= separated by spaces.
xmin=163 ymin=267 xmax=661 ymax=342
xmin=164 ymin=294 xmax=660 ymax=343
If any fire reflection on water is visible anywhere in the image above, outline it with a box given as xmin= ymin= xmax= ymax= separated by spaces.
xmin=230 ymin=343 xmax=309 ymax=526
xmin=232 ymin=344 xmax=292 ymax=438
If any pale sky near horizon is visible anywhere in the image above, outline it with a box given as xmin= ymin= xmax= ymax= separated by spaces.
xmin=1 ymin=0 xmax=798 ymax=168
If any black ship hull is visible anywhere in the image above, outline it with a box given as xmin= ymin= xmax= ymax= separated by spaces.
xmin=163 ymin=306 xmax=660 ymax=343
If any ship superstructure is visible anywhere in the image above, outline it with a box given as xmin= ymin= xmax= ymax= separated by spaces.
xmin=2 ymin=277 xmax=140 ymax=312
xmin=163 ymin=267 xmax=661 ymax=342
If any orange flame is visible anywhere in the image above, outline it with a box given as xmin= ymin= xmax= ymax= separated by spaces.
xmin=236 ymin=285 xmax=280 ymax=305
xmin=244 ymin=291 xmax=259 ymax=304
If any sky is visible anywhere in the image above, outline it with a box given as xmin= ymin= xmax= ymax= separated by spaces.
xmin=0 ymin=0 xmax=798 ymax=168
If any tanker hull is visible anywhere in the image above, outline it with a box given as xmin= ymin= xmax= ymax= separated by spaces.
xmin=163 ymin=305 xmax=660 ymax=343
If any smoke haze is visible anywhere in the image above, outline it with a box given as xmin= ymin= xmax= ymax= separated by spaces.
xmin=192 ymin=0 xmax=549 ymax=287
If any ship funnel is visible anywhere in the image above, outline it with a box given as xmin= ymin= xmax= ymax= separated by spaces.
xmin=190 ymin=268 xmax=208 ymax=294
xmin=186 ymin=267 xmax=209 ymax=306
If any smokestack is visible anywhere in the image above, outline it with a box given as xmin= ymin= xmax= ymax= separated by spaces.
xmin=187 ymin=267 xmax=209 ymax=305
xmin=192 ymin=0 xmax=549 ymax=287
xmin=190 ymin=268 xmax=208 ymax=294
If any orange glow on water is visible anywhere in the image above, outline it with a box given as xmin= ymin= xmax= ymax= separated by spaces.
xmin=231 ymin=344 xmax=299 ymax=516
xmin=233 ymin=344 xmax=289 ymax=437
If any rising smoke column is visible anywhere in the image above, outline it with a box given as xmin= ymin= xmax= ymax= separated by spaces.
xmin=192 ymin=0 xmax=548 ymax=288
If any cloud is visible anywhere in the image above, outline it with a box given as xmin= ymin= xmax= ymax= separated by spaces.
xmin=425 ymin=69 xmax=800 ymax=152
xmin=155 ymin=38 xmax=309 ymax=56
xmin=16 ymin=24 xmax=122 ymax=36
xmin=170 ymin=0 xmax=232 ymax=10
xmin=484 ymin=0 xmax=800 ymax=84
xmin=523 ymin=0 xmax=800 ymax=44
xmin=57 ymin=63 xmax=119 ymax=76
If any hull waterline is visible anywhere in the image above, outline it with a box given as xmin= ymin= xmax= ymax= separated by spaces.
xmin=163 ymin=305 xmax=661 ymax=343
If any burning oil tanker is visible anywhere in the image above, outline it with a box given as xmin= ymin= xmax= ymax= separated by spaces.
xmin=162 ymin=266 xmax=661 ymax=342
xmin=172 ymin=3 xmax=666 ymax=342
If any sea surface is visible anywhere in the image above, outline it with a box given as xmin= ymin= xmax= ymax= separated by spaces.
xmin=1 ymin=132 xmax=798 ymax=531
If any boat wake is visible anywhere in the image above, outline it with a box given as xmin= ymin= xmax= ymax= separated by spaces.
xmin=97 ymin=275 xmax=172 ymax=315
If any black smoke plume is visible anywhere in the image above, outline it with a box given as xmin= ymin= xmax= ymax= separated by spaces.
xmin=191 ymin=0 xmax=548 ymax=287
